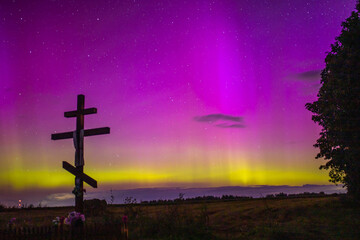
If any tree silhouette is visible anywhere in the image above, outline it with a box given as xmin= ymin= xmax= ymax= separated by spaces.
xmin=306 ymin=1 xmax=360 ymax=198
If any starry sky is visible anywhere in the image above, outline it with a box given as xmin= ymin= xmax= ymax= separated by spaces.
xmin=0 ymin=0 xmax=357 ymax=199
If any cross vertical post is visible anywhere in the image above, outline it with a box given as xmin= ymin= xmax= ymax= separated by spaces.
xmin=51 ymin=94 xmax=110 ymax=214
xmin=75 ymin=94 xmax=85 ymax=213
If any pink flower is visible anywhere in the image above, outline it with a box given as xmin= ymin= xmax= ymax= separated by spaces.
xmin=60 ymin=216 xmax=65 ymax=225
xmin=64 ymin=211 xmax=85 ymax=225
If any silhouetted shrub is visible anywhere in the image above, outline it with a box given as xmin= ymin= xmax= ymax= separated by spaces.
xmin=84 ymin=199 xmax=107 ymax=216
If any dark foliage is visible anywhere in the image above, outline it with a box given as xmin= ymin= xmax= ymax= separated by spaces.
xmin=140 ymin=195 xmax=253 ymax=205
xmin=0 ymin=204 xmax=5 ymax=212
xmin=266 ymin=192 xmax=327 ymax=199
xmin=84 ymin=199 xmax=107 ymax=216
xmin=139 ymin=192 xmax=330 ymax=205
xmin=306 ymin=1 xmax=360 ymax=198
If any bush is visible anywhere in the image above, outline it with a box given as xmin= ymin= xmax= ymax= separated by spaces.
xmin=0 ymin=203 xmax=6 ymax=212
xmin=84 ymin=199 xmax=107 ymax=216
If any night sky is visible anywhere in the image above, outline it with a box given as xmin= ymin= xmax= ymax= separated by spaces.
xmin=0 ymin=0 xmax=357 ymax=202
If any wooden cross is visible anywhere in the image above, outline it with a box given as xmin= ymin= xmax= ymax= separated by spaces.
xmin=51 ymin=94 xmax=110 ymax=213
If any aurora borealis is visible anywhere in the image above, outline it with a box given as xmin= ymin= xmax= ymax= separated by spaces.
xmin=0 ymin=0 xmax=357 ymax=203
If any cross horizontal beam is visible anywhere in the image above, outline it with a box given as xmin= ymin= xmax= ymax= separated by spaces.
xmin=51 ymin=127 xmax=110 ymax=140
xmin=64 ymin=108 xmax=97 ymax=118
xmin=85 ymin=127 xmax=110 ymax=137
xmin=63 ymin=161 xmax=97 ymax=188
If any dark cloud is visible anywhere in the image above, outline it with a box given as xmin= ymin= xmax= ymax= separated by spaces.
xmin=194 ymin=114 xmax=242 ymax=123
xmin=293 ymin=69 xmax=321 ymax=82
xmin=194 ymin=114 xmax=245 ymax=128
xmin=216 ymin=123 xmax=245 ymax=128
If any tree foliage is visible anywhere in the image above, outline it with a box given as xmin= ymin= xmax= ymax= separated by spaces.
xmin=306 ymin=1 xmax=360 ymax=198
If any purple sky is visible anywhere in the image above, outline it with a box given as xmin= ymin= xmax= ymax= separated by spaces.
xmin=0 ymin=0 xmax=357 ymax=205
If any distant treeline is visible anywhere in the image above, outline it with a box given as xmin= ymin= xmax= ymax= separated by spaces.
xmin=0 ymin=203 xmax=71 ymax=212
xmin=139 ymin=195 xmax=252 ymax=205
xmin=0 ymin=203 xmax=41 ymax=211
xmin=137 ymin=192 xmax=342 ymax=205
xmin=264 ymin=191 xmax=330 ymax=198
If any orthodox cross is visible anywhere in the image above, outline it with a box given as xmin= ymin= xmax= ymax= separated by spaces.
xmin=51 ymin=94 xmax=110 ymax=213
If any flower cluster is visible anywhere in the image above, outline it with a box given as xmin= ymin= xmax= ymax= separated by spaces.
xmin=64 ymin=211 xmax=85 ymax=225
xmin=52 ymin=216 xmax=65 ymax=226
xmin=122 ymin=215 xmax=128 ymax=223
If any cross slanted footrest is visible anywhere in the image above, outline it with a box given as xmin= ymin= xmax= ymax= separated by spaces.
xmin=63 ymin=161 xmax=97 ymax=188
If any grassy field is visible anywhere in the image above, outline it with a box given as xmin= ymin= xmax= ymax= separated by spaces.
xmin=1 ymin=195 xmax=360 ymax=239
